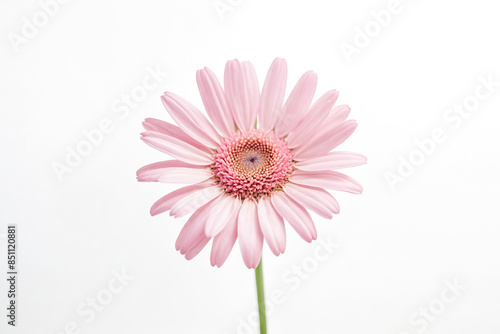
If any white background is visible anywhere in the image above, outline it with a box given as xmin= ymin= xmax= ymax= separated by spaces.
xmin=1 ymin=0 xmax=500 ymax=333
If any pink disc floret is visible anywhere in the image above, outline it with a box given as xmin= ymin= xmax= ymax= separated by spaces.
xmin=212 ymin=130 xmax=293 ymax=199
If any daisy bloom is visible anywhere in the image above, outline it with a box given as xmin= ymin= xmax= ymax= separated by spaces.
xmin=137 ymin=58 xmax=366 ymax=269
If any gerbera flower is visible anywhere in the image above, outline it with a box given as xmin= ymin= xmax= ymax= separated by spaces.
xmin=137 ymin=58 xmax=365 ymax=269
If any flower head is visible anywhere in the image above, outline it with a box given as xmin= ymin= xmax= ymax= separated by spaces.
xmin=137 ymin=58 xmax=366 ymax=268
xmin=212 ymin=130 xmax=293 ymax=200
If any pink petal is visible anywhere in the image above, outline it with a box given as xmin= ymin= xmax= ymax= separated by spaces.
xmin=271 ymin=191 xmax=317 ymax=242
xmin=169 ymin=185 xmax=223 ymax=218
xmin=224 ymin=60 xmax=259 ymax=133
xmin=257 ymin=196 xmax=286 ymax=256
xmin=330 ymin=104 xmax=351 ymax=124
xmin=291 ymin=170 xmax=363 ymax=194
xmin=205 ymin=195 xmax=242 ymax=237
xmin=293 ymin=120 xmax=358 ymax=161
xmin=258 ymin=58 xmax=287 ymax=131
xmin=196 ymin=67 xmax=235 ymax=137
xmin=175 ymin=194 xmax=222 ymax=254
xmin=295 ymin=151 xmax=367 ymax=171
xmin=297 ymin=104 xmax=351 ymax=149
xmin=242 ymin=61 xmax=260 ymax=121
xmin=142 ymin=118 xmax=211 ymax=154
xmin=237 ymin=199 xmax=263 ymax=269
xmin=136 ymin=160 xmax=212 ymax=184
xmin=286 ymin=90 xmax=338 ymax=148
xmin=284 ymin=183 xmax=339 ymax=219
xmin=149 ymin=180 xmax=217 ymax=216
xmin=184 ymin=237 xmax=211 ymax=260
xmin=291 ymin=104 xmax=350 ymax=153
xmin=210 ymin=204 xmax=241 ymax=267
xmin=305 ymin=104 xmax=351 ymax=145
xmin=140 ymin=131 xmax=213 ymax=165
xmin=273 ymin=71 xmax=317 ymax=137
xmin=161 ymin=92 xmax=221 ymax=148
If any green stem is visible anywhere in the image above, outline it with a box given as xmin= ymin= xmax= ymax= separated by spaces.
xmin=255 ymin=258 xmax=267 ymax=334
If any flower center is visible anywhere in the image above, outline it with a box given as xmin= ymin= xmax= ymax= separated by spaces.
xmin=212 ymin=130 xmax=293 ymax=199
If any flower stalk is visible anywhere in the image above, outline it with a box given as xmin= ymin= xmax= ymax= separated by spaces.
xmin=255 ymin=259 xmax=267 ymax=334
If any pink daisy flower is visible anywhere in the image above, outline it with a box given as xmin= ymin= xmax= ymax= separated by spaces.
xmin=137 ymin=58 xmax=366 ymax=269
